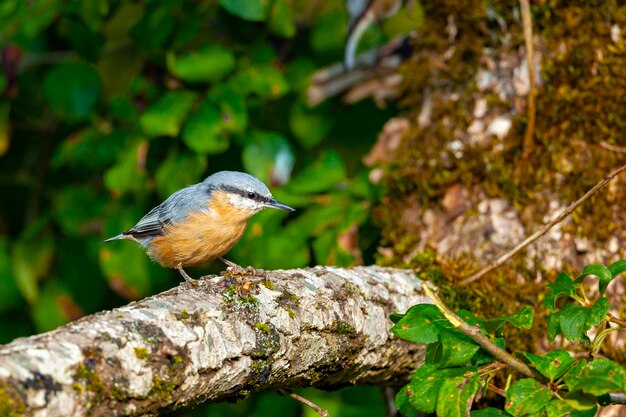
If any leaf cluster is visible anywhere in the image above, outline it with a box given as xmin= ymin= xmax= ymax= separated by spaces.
xmin=391 ymin=261 xmax=626 ymax=417
xmin=0 ymin=0 xmax=404 ymax=341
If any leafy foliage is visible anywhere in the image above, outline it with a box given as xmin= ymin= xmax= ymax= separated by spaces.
xmin=0 ymin=0 xmax=401 ymax=331
xmin=0 ymin=1 xmax=412 ymax=415
xmin=392 ymin=261 xmax=626 ymax=416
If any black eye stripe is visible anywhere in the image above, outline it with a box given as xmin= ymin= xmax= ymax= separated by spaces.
xmin=220 ymin=185 xmax=268 ymax=202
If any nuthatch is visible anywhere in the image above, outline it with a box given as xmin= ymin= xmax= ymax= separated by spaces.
xmin=344 ymin=0 xmax=402 ymax=70
xmin=104 ymin=171 xmax=294 ymax=281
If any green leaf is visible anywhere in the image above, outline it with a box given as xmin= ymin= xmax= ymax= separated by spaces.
xmin=267 ymin=0 xmax=295 ymax=38
xmin=52 ymin=128 xmax=124 ymax=171
xmin=545 ymin=398 xmax=597 ymax=417
xmin=12 ymin=226 xmax=55 ymax=305
xmin=312 ymin=226 xmax=356 ymax=267
xmin=228 ymin=211 xmax=310 ymax=270
xmin=389 ymin=313 xmax=404 ymax=323
xmin=471 ymin=408 xmax=513 ymax=416
xmin=544 ymin=272 xmax=574 ymax=311
xmin=396 ymin=365 xmax=476 ymax=415
xmin=390 ymin=304 xmax=446 ymax=344
xmin=241 ymin=131 xmax=294 ymax=185
xmin=130 ymin=3 xmax=174 ymax=50
xmin=481 ymin=305 xmax=534 ymax=333
xmin=99 ymin=243 xmax=152 ymax=298
xmin=219 ymin=0 xmax=269 ymax=21
xmin=104 ymin=140 xmax=148 ymax=195
xmin=289 ymin=100 xmax=333 ymax=148
xmin=608 ymin=259 xmax=626 ymax=278
xmin=182 ymin=99 xmax=229 ymax=154
xmin=53 ymin=185 xmax=106 ymax=236
xmin=523 ymin=350 xmax=576 ymax=381
xmin=557 ymin=303 xmax=589 ymax=342
xmin=565 ymin=358 xmax=626 ymax=395
xmin=546 ymin=313 xmax=561 ymax=343
xmin=285 ymin=151 xmax=346 ymax=194
xmin=30 ymin=282 xmax=71 ymax=333
xmin=561 ymin=391 xmax=598 ymax=412
xmin=154 ymin=151 xmax=206 ymax=200
xmin=231 ymin=65 xmax=289 ymax=99
xmin=310 ymin=11 xmax=346 ymax=56
xmin=505 ymin=379 xmax=552 ymax=417
xmin=586 ymin=296 xmax=609 ymax=327
xmin=472 ymin=337 xmax=505 ymax=366
xmin=580 ymin=263 xmax=612 ymax=283
xmin=79 ymin=0 xmax=108 ymax=31
xmin=285 ymin=57 xmax=317 ymax=93
xmin=439 ymin=329 xmax=480 ymax=367
xmin=436 ymin=372 xmax=481 ymax=417
xmin=167 ymin=45 xmax=236 ymax=83
xmin=43 ymin=62 xmax=101 ymax=121
xmin=139 ymin=91 xmax=197 ymax=137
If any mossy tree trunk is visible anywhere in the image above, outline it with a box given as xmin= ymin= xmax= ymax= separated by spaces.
xmin=0 ymin=267 xmax=428 ymax=417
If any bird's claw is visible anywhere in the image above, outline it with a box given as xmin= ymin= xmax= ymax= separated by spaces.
xmin=221 ymin=264 xmax=266 ymax=279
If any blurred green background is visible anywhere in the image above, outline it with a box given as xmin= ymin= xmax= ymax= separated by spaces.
xmin=0 ymin=0 xmax=419 ymax=415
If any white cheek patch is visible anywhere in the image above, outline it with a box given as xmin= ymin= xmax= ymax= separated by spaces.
xmin=227 ymin=193 xmax=263 ymax=212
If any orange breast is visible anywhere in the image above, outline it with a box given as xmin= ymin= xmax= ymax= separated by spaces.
xmin=147 ymin=190 xmax=251 ymax=268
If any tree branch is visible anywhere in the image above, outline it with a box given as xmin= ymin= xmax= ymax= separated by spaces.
xmin=0 ymin=266 xmax=429 ymax=417
xmin=422 ymin=284 xmax=535 ymax=379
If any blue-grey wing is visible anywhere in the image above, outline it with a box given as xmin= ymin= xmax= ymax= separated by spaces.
xmin=124 ymin=184 xmax=210 ymax=238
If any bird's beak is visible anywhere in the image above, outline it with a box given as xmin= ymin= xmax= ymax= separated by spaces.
xmin=266 ymin=198 xmax=295 ymax=212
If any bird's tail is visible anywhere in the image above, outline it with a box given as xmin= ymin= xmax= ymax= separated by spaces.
xmin=102 ymin=233 xmax=126 ymax=244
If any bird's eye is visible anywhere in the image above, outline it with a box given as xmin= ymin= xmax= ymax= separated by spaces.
xmin=247 ymin=192 xmax=256 ymax=199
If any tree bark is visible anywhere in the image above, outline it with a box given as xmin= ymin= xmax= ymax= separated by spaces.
xmin=0 ymin=266 xmax=428 ymax=417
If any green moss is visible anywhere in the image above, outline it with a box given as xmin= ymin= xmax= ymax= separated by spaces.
xmin=147 ymin=376 xmax=176 ymax=403
xmin=254 ymin=322 xmax=270 ymax=334
xmin=134 ymin=347 xmax=149 ymax=360
xmin=223 ymin=283 xmax=259 ymax=309
xmin=0 ymin=382 xmax=26 ymax=417
xmin=73 ymin=364 xmax=103 ymax=394
xmin=378 ymin=1 xmax=626 ymax=263
xmin=262 ymin=281 xmax=275 ymax=290
xmin=372 ymin=1 xmax=626 ymax=362
xmin=109 ymin=384 xmax=128 ymax=401
xmin=331 ymin=320 xmax=357 ymax=337
xmin=178 ymin=309 xmax=189 ymax=320
xmin=290 ymin=295 xmax=299 ymax=302
xmin=283 ymin=306 xmax=295 ymax=318
xmin=171 ymin=355 xmax=183 ymax=364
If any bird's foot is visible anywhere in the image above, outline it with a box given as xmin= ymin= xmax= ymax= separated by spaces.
xmin=177 ymin=264 xmax=197 ymax=283
xmin=219 ymin=258 xmax=266 ymax=279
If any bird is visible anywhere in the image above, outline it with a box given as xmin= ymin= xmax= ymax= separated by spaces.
xmin=344 ymin=0 xmax=402 ymax=70
xmin=103 ymin=171 xmax=294 ymax=281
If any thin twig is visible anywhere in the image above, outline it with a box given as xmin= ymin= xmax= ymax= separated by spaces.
xmin=278 ymin=389 xmax=329 ymax=417
xmin=516 ymin=0 xmax=536 ymax=176
xmin=487 ymin=383 xmax=507 ymax=397
xmin=607 ymin=313 xmax=626 ymax=328
xmin=463 ymin=162 xmax=626 ymax=284
xmin=422 ymin=284 xmax=535 ymax=378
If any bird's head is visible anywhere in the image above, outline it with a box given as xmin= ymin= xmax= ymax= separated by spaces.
xmin=204 ymin=171 xmax=294 ymax=215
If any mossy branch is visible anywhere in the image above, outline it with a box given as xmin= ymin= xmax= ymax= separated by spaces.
xmin=0 ymin=266 xmax=429 ymax=417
